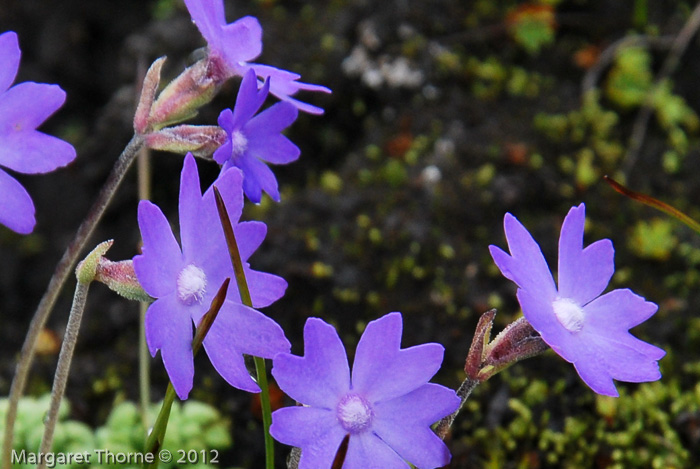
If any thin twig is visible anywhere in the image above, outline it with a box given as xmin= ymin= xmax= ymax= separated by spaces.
xmin=2 ymin=134 xmax=144 ymax=469
xmin=622 ymin=2 xmax=700 ymax=175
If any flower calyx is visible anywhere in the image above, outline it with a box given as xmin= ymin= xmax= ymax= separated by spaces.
xmin=464 ymin=309 xmax=548 ymax=383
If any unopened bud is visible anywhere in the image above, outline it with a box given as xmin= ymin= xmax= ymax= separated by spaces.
xmin=144 ymin=125 xmax=226 ymax=157
xmin=76 ymin=240 xmax=114 ymax=284
xmin=134 ymin=57 xmax=167 ymax=135
xmin=148 ymin=59 xmax=219 ymax=130
xmin=464 ymin=310 xmax=548 ymax=383
xmin=94 ymin=258 xmax=152 ymax=302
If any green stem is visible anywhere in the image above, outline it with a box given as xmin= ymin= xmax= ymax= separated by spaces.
xmin=144 ymin=383 xmax=177 ymax=469
xmin=213 ymin=186 xmax=275 ymax=469
xmin=139 ymin=302 xmax=151 ymax=432
xmin=2 ymin=135 xmax=143 ymax=469
xmin=143 ymin=279 xmax=229 ymax=469
xmin=138 ymin=139 xmax=152 ymax=432
xmin=254 ymin=356 xmax=275 ymax=469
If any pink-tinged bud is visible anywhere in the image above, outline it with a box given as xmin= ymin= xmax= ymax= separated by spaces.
xmin=464 ymin=309 xmax=496 ymax=381
xmin=76 ymin=240 xmax=114 ymax=284
xmin=94 ymin=258 xmax=152 ymax=302
xmin=148 ymin=59 xmax=219 ymax=131
xmin=144 ymin=125 xmax=227 ymax=157
xmin=134 ymin=57 xmax=167 ymax=135
xmin=465 ymin=310 xmax=548 ymax=383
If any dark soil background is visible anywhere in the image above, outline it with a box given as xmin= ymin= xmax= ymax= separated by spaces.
xmin=2 ymin=0 xmax=700 ymax=467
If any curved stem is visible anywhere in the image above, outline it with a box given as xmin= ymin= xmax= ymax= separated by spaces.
xmin=2 ymin=134 xmax=144 ymax=469
xmin=37 ymin=280 xmax=91 ymax=467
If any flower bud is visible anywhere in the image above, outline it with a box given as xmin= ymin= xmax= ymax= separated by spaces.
xmin=148 ymin=59 xmax=219 ymax=131
xmin=94 ymin=258 xmax=152 ymax=302
xmin=465 ymin=310 xmax=548 ymax=383
xmin=134 ymin=57 xmax=166 ymax=135
xmin=144 ymin=125 xmax=227 ymax=157
xmin=76 ymin=240 xmax=114 ymax=284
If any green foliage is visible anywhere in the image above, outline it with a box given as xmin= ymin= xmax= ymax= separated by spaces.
xmin=628 ymin=218 xmax=677 ymax=261
xmin=507 ymin=5 xmax=556 ymax=55
xmin=458 ymin=373 xmax=697 ymax=468
xmin=605 ymin=46 xmax=699 ymax=161
xmin=0 ymin=396 xmax=232 ymax=469
xmin=605 ymin=47 xmax=654 ymax=109
xmin=534 ymin=91 xmax=624 ymax=181
xmin=464 ymin=57 xmax=550 ymax=99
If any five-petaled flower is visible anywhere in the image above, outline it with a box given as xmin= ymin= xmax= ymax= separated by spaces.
xmin=183 ymin=0 xmax=331 ymax=114
xmin=0 ymin=31 xmax=76 ymax=234
xmin=270 ymin=312 xmax=460 ymax=469
xmin=213 ymin=69 xmax=299 ymax=203
xmin=489 ymin=203 xmax=665 ymax=397
xmin=134 ymin=153 xmax=290 ymax=399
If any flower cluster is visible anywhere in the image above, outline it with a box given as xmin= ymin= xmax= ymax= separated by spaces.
xmin=0 ymin=31 xmax=76 ymax=234
xmin=4 ymin=1 xmax=673 ymax=467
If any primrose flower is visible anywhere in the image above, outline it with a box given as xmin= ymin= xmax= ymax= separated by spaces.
xmin=183 ymin=0 xmax=331 ymax=114
xmin=270 ymin=313 xmax=460 ymax=469
xmin=0 ymin=31 xmax=76 ymax=234
xmin=134 ymin=153 xmax=289 ymax=399
xmin=213 ymin=69 xmax=299 ymax=203
xmin=489 ymin=203 xmax=665 ymax=397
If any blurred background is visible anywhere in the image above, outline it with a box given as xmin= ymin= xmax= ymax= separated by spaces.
xmin=1 ymin=0 xmax=699 ymax=467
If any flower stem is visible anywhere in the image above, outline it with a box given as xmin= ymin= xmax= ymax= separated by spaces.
xmin=213 ymin=186 xmax=275 ymax=469
xmin=2 ymin=135 xmax=144 ymax=469
xmin=144 ymin=383 xmax=177 ymax=469
xmin=254 ymin=356 xmax=275 ymax=469
xmin=143 ymin=279 xmax=229 ymax=469
xmin=37 ymin=240 xmax=112 ymax=466
xmin=434 ymin=377 xmax=480 ymax=440
xmin=139 ymin=302 xmax=150 ymax=431
xmin=37 ymin=280 xmax=90 ymax=468
xmin=138 ymin=142 xmax=152 ymax=432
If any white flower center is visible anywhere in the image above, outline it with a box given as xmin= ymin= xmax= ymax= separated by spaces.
xmin=176 ymin=264 xmax=207 ymax=305
xmin=552 ymin=297 xmax=585 ymax=332
xmin=336 ymin=393 xmax=373 ymax=434
xmin=231 ymin=130 xmax=248 ymax=158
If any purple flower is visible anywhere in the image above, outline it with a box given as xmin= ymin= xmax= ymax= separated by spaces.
xmin=489 ymin=203 xmax=665 ymax=397
xmin=0 ymin=31 xmax=76 ymax=234
xmin=213 ymin=69 xmax=299 ymax=203
xmin=183 ymin=0 xmax=331 ymax=114
xmin=134 ymin=153 xmax=289 ymax=399
xmin=270 ymin=313 xmax=460 ymax=469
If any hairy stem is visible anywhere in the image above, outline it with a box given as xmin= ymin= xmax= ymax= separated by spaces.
xmin=2 ymin=134 xmax=144 ymax=468
xmin=37 ymin=280 xmax=91 ymax=467
xmin=434 ymin=377 xmax=480 ymax=440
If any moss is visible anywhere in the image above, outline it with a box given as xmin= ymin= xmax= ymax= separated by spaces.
xmin=627 ymin=218 xmax=677 ymax=261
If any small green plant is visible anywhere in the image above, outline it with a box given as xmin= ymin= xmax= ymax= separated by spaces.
xmin=0 ymin=396 xmax=232 ymax=469
xmin=628 ymin=218 xmax=677 ymax=261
